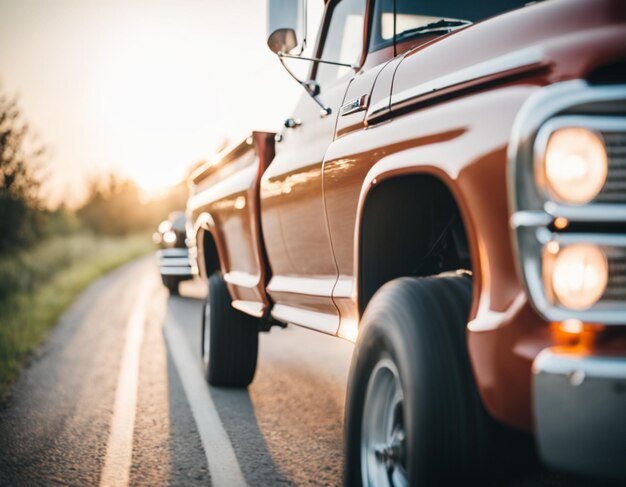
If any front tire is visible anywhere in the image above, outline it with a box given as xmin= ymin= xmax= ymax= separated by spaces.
xmin=201 ymin=272 xmax=258 ymax=387
xmin=345 ymin=274 xmax=493 ymax=486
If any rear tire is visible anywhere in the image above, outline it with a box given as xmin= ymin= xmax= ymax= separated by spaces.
xmin=345 ymin=274 xmax=495 ymax=486
xmin=201 ymin=272 xmax=258 ymax=387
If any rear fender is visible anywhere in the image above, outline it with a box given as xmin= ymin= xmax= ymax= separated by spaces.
xmin=193 ymin=212 xmax=227 ymax=280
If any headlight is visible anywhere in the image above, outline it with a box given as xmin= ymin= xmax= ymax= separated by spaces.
xmin=543 ymin=243 xmax=608 ymax=310
xmin=163 ymin=231 xmax=177 ymax=245
xmin=509 ymin=82 xmax=626 ymax=325
xmin=541 ymin=127 xmax=608 ymax=205
xmin=158 ymin=220 xmax=172 ymax=234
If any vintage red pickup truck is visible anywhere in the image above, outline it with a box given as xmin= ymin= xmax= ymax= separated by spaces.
xmin=187 ymin=0 xmax=626 ymax=484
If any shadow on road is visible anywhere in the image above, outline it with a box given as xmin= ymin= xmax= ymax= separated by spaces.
xmin=165 ymin=288 xmax=292 ymax=486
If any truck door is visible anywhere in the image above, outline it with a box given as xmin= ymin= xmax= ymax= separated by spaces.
xmin=260 ymin=0 xmax=367 ymax=334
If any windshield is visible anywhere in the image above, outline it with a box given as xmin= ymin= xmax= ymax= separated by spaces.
xmin=371 ymin=0 xmax=534 ymax=52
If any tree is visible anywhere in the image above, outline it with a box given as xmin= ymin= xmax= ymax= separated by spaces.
xmin=0 ymin=93 xmax=45 ymax=252
xmin=77 ymin=173 xmax=146 ymax=236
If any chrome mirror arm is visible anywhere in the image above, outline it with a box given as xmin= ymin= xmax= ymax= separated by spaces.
xmin=278 ymin=52 xmax=357 ymax=69
xmin=277 ymin=54 xmax=332 ymax=116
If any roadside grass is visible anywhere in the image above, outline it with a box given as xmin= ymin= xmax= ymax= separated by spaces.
xmin=0 ymin=233 xmax=154 ymax=402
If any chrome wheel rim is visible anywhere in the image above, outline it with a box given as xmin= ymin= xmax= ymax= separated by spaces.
xmin=201 ymin=302 xmax=210 ymax=368
xmin=361 ymin=358 xmax=408 ymax=487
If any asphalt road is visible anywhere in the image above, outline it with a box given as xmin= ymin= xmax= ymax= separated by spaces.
xmin=0 ymin=256 xmax=615 ymax=486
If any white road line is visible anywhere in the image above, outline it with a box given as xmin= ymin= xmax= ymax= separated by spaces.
xmin=164 ymin=310 xmax=247 ymax=487
xmin=99 ymin=281 xmax=150 ymax=487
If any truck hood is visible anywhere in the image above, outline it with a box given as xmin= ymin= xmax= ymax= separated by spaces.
xmin=369 ymin=0 xmax=626 ymax=119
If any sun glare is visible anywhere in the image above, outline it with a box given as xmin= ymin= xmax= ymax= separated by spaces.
xmin=0 ymin=0 xmax=323 ymax=206
xmin=128 ymin=169 xmax=182 ymax=193
xmin=123 ymin=158 xmax=187 ymax=193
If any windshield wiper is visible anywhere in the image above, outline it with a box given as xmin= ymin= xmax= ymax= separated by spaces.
xmin=397 ymin=19 xmax=472 ymax=39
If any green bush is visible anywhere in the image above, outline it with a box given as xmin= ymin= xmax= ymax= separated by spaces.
xmin=0 ymin=233 xmax=98 ymax=299
xmin=0 ymin=233 xmax=153 ymax=400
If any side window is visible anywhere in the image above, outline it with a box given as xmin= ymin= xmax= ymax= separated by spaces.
xmin=315 ymin=0 xmax=366 ymax=87
xmin=370 ymin=0 xmax=394 ymax=51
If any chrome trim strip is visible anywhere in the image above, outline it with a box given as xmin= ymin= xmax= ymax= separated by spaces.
xmin=266 ymin=275 xmax=336 ymax=297
xmin=543 ymin=202 xmax=626 ymax=223
xmin=190 ymin=135 xmax=254 ymax=185
xmin=224 ymin=270 xmax=260 ymax=289
xmin=368 ymin=47 xmax=545 ymax=120
xmin=188 ymin=165 xmax=257 ymax=213
xmin=157 ymin=248 xmax=189 ymax=258
xmin=510 ymin=210 xmax=553 ymax=229
xmin=547 ymin=232 xmax=626 ymax=249
xmin=270 ymin=304 xmax=339 ymax=335
xmin=391 ymin=47 xmax=545 ymax=108
xmin=508 ymin=205 xmax=626 ymax=231
xmin=366 ymin=100 xmax=389 ymax=120
xmin=159 ymin=257 xmax=191 ymax=267
xmin=159 ymin=267 xmax=194 ymax=276
xmin=231 ymin=300 xmax=265 ymax=318
xmin=534 ymin=349 xmax=626 ymax=380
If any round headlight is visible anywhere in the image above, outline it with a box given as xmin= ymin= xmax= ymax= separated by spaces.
xmin=163 ymin=230 xmax=177 ymax=245
xmin=158 ymin=220 xmax=172 ymax=234
xmin=543 ymin=127 xmax=607 ymax=204
xmin=547 ymin=243 xmax=608 ymax=310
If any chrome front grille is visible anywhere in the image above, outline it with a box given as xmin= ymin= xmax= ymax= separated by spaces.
xmin=509 ymin=81 xmax=626 ymax=325
xmin=596 ymin=131 xmax=626 ymax=203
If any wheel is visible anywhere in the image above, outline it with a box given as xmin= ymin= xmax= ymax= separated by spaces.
xmin=345 ymin=274 xmax=495 ymax=486
xmin=201 ymin=272 xmax=258 ymax=387
xmin=164 ymin=276 xmax=180 ymax=296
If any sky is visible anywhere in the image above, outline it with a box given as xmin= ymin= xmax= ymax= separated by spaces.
xmin=0 ymin=0 xmax=323 ymax=205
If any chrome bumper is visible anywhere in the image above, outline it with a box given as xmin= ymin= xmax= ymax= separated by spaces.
xmin=157 ymin=248 xmax=195 ymax=279
xmin=533 ymin=349 xmax=626 ymax=479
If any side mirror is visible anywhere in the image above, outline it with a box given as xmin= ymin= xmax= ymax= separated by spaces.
xmin=266 ymin=0 xmax=351 ymax=118
xmin=267 ymin=28 xmax=298 ymax=54
xmin=267 ymin=0 xmax=306 ymax=55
